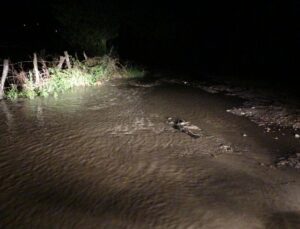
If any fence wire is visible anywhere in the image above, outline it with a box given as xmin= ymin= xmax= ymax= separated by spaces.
xmin=0 ymin=59 xmax=63 ymax=90
xmin=0 ymin=60 xmax=61 ymax=67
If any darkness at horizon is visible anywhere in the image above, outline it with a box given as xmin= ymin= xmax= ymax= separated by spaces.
xmin=0 ymin=0 xmax=299 ymax=84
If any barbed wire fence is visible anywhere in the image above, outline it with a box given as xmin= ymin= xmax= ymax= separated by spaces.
xmin=0 ymin=51 xmax=83 ymax=99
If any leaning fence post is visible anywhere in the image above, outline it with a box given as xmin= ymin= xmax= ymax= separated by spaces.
xmin=33 ymin=53 xmax=40 ymax=85
xmin=0 ymin=59 xmax=9 ymax=100
xmin=57 ymin=56 xmax=66 ymax=69
xmin=83 ymin=51 xmax=88 ymax=60
xmin=64 ymin=51 xmax=71 ymax=69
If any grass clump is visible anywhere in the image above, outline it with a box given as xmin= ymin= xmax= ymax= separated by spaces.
xmin=6 ymin=85 xmax=19 ymax=100
xmin=123 ymin=66 xmax=146 ymax=79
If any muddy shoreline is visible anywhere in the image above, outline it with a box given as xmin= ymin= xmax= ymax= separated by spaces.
xmin=136 ymin=74 xmax=300 ymax=169
xmin=154 ymin=76 xmax=300 ymax=134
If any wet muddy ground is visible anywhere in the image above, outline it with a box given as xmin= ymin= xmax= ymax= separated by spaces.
xmin=1 ymin=78 xmax=300 ymax=228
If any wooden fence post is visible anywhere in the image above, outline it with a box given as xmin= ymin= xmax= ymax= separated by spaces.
xmin=33 ymin=53 xmax=40 ymax=85
xmin=64 ymin=51 xmax=71 ymax=69
xmin=83 ymin=51 xmax=88 ymax=60
xmin=41 ymin=59 xmax=50 ymax=78
xmin=57 ymin=56 xmax=66 ymax=69
xmin=0 ymin=59 xmax=9 ymax=100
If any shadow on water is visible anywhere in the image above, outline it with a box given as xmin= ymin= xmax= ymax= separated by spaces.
xmin=265 ymin=212 xmax=300 ymax=229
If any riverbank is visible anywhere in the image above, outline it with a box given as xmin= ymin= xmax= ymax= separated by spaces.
xmin=147 ymin=73 xmax=300 ymax=133
xmin=0 ymin=54 xmax=145 ymax=100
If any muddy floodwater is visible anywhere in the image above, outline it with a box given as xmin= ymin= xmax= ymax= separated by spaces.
xmin=1 ymin=78 xmax=300 ymax=228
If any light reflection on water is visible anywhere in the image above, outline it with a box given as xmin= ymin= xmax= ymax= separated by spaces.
xmin=0 ymin=79 xmax=300 ymax=228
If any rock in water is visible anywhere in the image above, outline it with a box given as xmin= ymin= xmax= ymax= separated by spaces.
xmin=167 ymin=117 xmax=202 ymax=139
xmin=276 ymin=152 xmax=300 ymax=169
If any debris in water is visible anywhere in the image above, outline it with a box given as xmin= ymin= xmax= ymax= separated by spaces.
xmin=219 ymin=144 xmax=233 ymax=153
xmin=276 ymin=153 xmax=300 ymax=169
xmin=295 ymin=134 xmax=300 ymax=139
xmin=167 ymin=117 xmax=202 ymax=139
xmin=228 ymin=105 xmax=300 ymax=131
xmin=243 ymin=133 xmax=247 ymax=137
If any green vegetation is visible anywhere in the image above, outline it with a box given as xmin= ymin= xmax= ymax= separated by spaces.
xmin=5 ymin=56 xmax=145 ymax=100
xmin=50 ymin=1 xmax=180 ymax=55
xmin=6 ymin=84 xmax=19 ymax=100
xmin=124 ymin=66 xmax=147 ymax=79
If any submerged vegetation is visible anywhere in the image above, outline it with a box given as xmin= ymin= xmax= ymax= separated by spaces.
xmin=3 ymin=55 xmax=145 ymax=100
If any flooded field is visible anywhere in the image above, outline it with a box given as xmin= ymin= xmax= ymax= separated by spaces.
xmin=1 ymin=78 xmax=300 ymax=228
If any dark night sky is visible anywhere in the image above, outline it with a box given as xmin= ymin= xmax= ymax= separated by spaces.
xmin=0 ymin=0 xmax=299 ymax=80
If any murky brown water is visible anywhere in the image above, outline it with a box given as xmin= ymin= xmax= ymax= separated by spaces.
xmin=1 ymin=79 xmax=300 ymax=228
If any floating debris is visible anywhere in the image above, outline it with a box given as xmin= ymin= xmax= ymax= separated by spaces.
xmin=276 ymin=153 xmax=300 ymax=169
xmin=295 ymin=134 xmax=300 ymax=139
xmin=167 ymin=117 xmax=202 ymax=139
xmin=219 ymin=144 xmax=233 ymax=153
xmin=128 ymin=80 xmax=161 ymax=88
xmin=228 ymin=106 xmax=300 ymax=131
xmin=266 ymin=127 xmax=271 ymax=133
